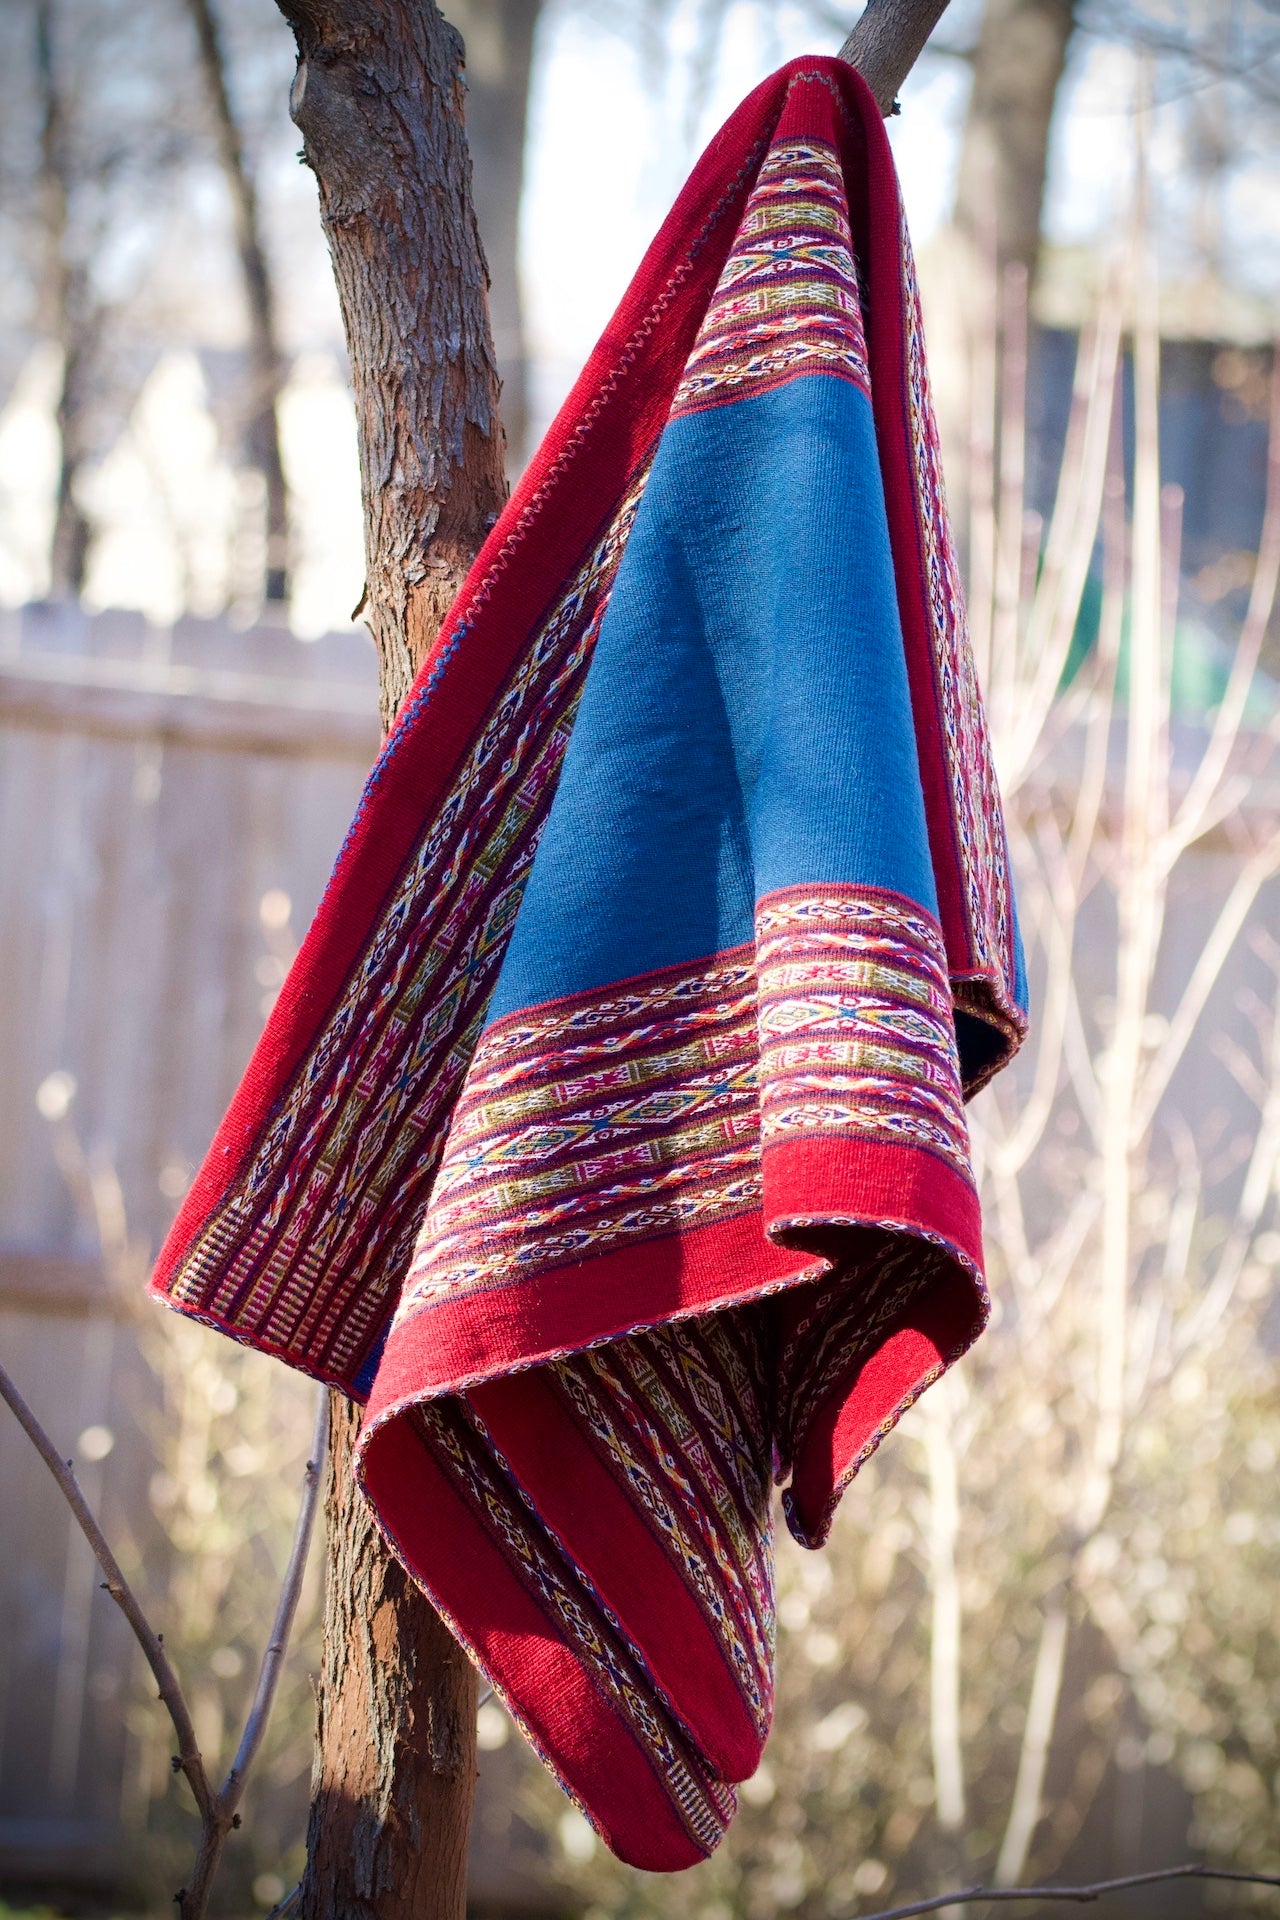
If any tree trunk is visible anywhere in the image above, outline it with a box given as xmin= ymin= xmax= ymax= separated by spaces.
xmin=301 ymin=1397 xmax=477 ymax=1920
xmin=36 ymin=0 xmax=93 ymax=601
xmin=443 ymin=0 xmax=541 ymax=469
xmin=270 ymin=7 xmax=506 ymax=1912
xmin=267 ymin=2 xmax=505 ymax=1912
xmin=50 ymin=325 xmax=93 ymax=599
xmin=277 ymin=0 xmax=508 ymax=727
xmin=185 ymin=0 xmax=293 ymax=606
xmin=953 ymin=0 xmax=1077 ymax=280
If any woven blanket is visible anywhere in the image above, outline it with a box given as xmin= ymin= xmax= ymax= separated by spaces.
xmin=152 ymin=56 xmax=1027 ymax=1870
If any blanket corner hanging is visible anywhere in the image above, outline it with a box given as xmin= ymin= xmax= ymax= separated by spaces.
xmin=151 ymin=55 xmax=1028 ymax=1871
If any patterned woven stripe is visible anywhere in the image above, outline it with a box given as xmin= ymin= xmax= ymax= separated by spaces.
xmin=773 ymin=1233 xmax=972 ymax=1545
xmin=396 ymin=884 xmax=966 ymax=1333
xmin=399 ymin=953 xmax=763 ymax=1316
xmin=756 ymin=888 xmax=971 ymax=1184
xmin=417 ymin=1385 xmax=740 ymax=1856
xmin=162 ymin=464 xmax=654 ymax=1385
xmin=670 ymin=138 xmax=869 ymax=419
xmin=897 ymin=229 xmax=1023 ymax=1064
xmin=550 ymin=1309 xmax=776 ymax=1736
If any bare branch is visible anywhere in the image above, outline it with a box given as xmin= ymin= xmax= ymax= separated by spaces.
xmin=1003 ymin=271 xmax=1125 ymax=791
xmin=1088 ymin=14 xmax=1280 ymax=113
xmin=0 ymin=1354 xmax=213 ymax=1820
xmin=1065 ymin=462 xmax=1125 ymax=893
xmin=1136 ymin=836 xmax=1280 ymax=1132
xmin=221 ymin=1383 xmax=328 ymax=1806
xmin=838 ymin=0 xmax=952 ymax=112
xmin=920 ymin=1393 xmax=966 ymax=1832
xmin=991 ymin=263 xmax=1030 ymax=695
xmin=1166 ymin=345 xmax=1280 ymax=859
xmin=992 ymin=1595 xmax=1069 ymax=1884
xmin=851 ymin=1862 xmax=1280 ymax=1919
xmin=179 ymin=1384 xmax=329 ymax=1919
xmin=1174 ymin=962 xmax=1280 ymax=1357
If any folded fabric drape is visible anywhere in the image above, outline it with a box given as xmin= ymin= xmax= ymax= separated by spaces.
xmin=151 ymin=55 xmax=1028 ymax=1870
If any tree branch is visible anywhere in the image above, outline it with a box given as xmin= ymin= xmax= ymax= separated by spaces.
xmin=838 ymin=0 xmax=953 ymax=112
xmin=0 ymin=1355 xmax=214 ymax=1821
xmin=992 ymin=1594 xmax=1070 ymax=1884
xmin=220 ymin=1383 xmax=328 ymax=1804
xmin=852 ymin=1863 xmax=1280 ymax=1919
xmin=1 ymin=1347 xmax=327 ymax=1920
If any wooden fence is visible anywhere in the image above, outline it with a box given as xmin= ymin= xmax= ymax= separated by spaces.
xmin=0 ymin=601 xmax=378 ymax=1886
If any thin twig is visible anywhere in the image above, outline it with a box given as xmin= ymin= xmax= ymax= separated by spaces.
xmin=920 ymin=1392 xmax=966 ymax=1833
xmin=179 ymin=1384 xmax=329 ymax=1918
xmin=992 ymin=1595 xmax=1069 ymax=1885
xmin=1 ymin=1345 xmax=328 ymax=1920
xmin=1002 ymin=272 xmax=1125 ymax=792
xmin=1166 ymin=340 xmax=1280 ymax=858
xmin=0 ymin=1354 xmax=213 ymax=1819
xmin=1136 ymin=835 xmax=1280 ymax=1133
xmin=851 ymin=1862 xmax=1280 ymax=1919
xmin=221 ymin=1382 xmax=328 ymax=1805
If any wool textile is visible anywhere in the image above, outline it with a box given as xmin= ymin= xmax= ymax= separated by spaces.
xmin=151 ymin=57 xmax=1029 ymax=1871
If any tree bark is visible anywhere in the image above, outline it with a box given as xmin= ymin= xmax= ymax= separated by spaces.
xmin=274 ymin=5 xmax=958 ymax=1914
xmin=443 ymin=0 xmax=542 ymax=469
xmin=265 ymin=3 xmax=503 ymax=1914
xmin=839 ymin=0 xmax=953 ymax=115
xmin=185 ymin=0 xmax=293 ymax=605
xmin=301 ymin=1397 xmax=477 ymax=1920
xmin=953 ymin=0 xmax=1077 ymax=279
xmin=277 ymin=0 xmax=508 ymax=729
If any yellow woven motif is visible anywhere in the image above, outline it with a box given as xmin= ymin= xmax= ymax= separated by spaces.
xmin=757 ymin=889 xmax=971 ymax=1181
xmin=163 ymin=464 xmax=655 ymax=1380
xmin=670 ymin=138 xmax=870 ymax=417
xmin=397 ymin=886 xmax=970 ymax=1328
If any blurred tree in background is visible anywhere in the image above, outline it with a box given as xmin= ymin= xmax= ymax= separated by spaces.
xmin=444 ymin=0 xmax=542 ymax=466
xmin=183 ymin=0 xmax=292 ymax=605
xmin=0 ymin=0 xmax=309 ymax=612
xmin=8 ymin=0 xmax=1280 ymax=605
xmin=6 ymin=0 xmax=195 ymax=599
xmin=953 ymin=0 xmax=1077 ymax=276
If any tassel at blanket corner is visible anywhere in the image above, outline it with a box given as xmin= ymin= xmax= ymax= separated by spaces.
xmin=149 ymin=55 xmax=1029 ymax=1871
